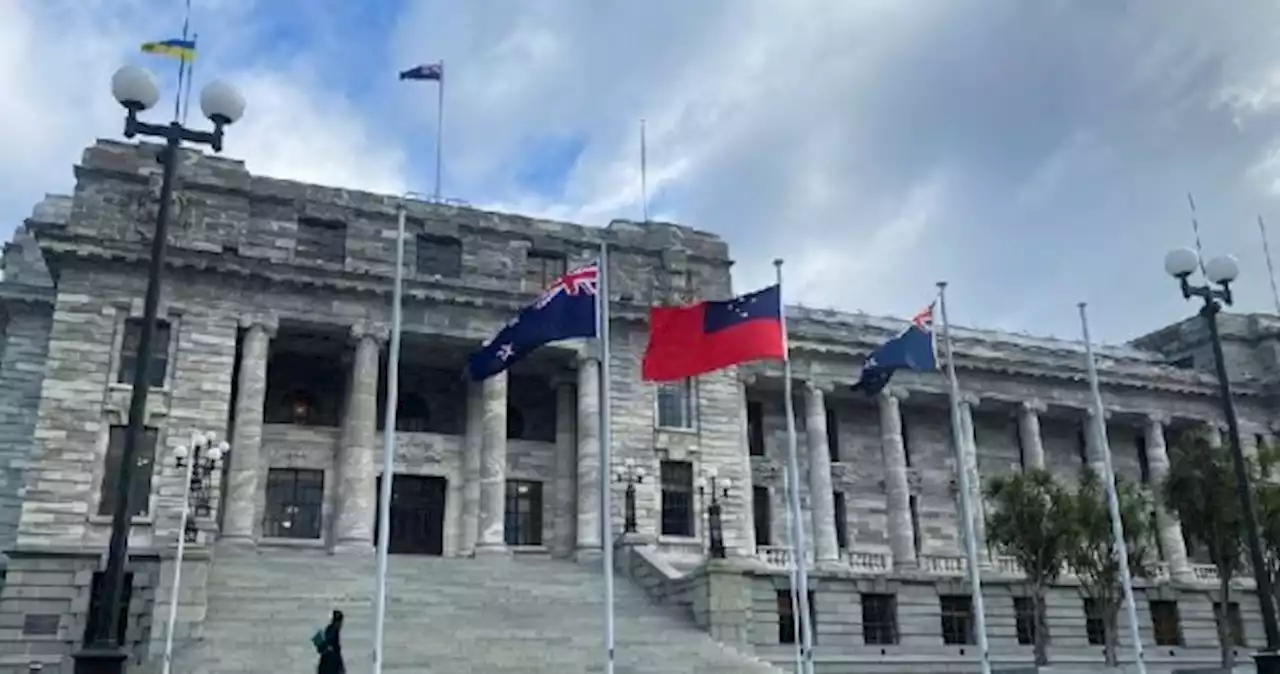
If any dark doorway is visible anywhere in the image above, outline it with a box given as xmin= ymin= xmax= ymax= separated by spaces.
xmin=374 ymin=474 xmax=447 ymax=555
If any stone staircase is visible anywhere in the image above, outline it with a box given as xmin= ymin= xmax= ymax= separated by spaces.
xmin=170 ymin=547 xmax=783 ymax=673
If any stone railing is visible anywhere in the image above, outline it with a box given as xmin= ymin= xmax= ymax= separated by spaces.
xmin=846 ymin=550 xmax=892 ymax=573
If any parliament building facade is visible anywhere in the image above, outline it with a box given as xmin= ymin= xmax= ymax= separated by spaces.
xmin=0 ymin=139 xmax=1272 ymax=672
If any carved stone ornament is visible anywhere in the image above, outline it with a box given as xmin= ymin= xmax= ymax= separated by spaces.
xmin=754 ymin=459 xmax=784 ymax=483
xmin=132 ymin=174 xmax=196 ymax=240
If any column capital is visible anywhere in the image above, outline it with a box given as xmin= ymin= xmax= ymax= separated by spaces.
xmin=1020 ymin=398 xmax=1046 ymax=414
xmin=238 ymin=314 xmax=279 ymax=336
xmin=550 ymin=370 xmax=577 ymax=390
xmin=1083 ymin=406 xmax=1112 ymax=421
xmin=879 ymin=387 xmax=909 ymax=403
xmin=804 ymin=380 xmax=833 ymax=395
xmin=350 ymin=321 xmax=389 ymax=344
xmin=959 ymin=392 xmax=980 ymax=408
xmin=1145 ymin=411 xmax=1172 ymax=427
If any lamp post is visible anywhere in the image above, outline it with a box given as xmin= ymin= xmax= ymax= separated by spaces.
xmin=75 ymin=66 xmax=245 ymax=674
xmin=161 ymin=432 xmax=228 ymax=674
xmin=614 ymin=458 xmax=645 ymax=534
xmin=697 ymin=468 xmax=731 ymax=559
xmin=1163 ymin=246 xmax=1280 ymax=673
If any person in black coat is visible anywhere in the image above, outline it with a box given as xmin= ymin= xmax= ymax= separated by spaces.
xmin=317 ymin=610 xmax=345 ymax=674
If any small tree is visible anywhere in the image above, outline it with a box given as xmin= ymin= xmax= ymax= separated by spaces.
xmin=985 ymin=469 xmax=1074 ymax=666
xmin=1163 ymin=431 xmax=1246 ymax=670
xmin=1063 ymin=467 xmax=1156 ymax=667
xmin=1255 ymin=441 xmax=1280 ymax=612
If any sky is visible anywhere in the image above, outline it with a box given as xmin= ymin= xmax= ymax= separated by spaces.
xmin=5 ymin=0 xmax=1280 ymax=345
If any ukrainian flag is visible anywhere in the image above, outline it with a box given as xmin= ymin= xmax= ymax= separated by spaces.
xmin=140 ymin=38 xmax=196 ymax=62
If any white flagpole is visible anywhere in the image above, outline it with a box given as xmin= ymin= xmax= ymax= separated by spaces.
xmin=640 ymin=119 xmax=649 ymax=223
xmin=775 ymin=259 xmax=815 ymax=674
xmin=433 ymin=63 xmax=445 ymax=202
xmin=598 ymin=241 xmax=617 ymax=674
xmin=936 ymin=281 xmax=991 ymax=674
xmin=372 ymin=199 xmax=408 ymax=674
xmin=1078 ymin=302 xmax=1147 ymax=674
xmin=782 ymin=465 xmax=803 ymax=672
xmin=160 ymin=437 xmax=197 ymax=674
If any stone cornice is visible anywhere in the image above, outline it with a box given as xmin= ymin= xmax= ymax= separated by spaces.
xmin=0 ymin=283 xmax=54 ymax=306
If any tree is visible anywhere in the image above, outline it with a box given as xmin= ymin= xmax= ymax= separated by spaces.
xmin=985 ymin=469 xmax=1074 ymax=666
xmin=1163 ymin=430 xmax=1247 ymax=670
xmin=1254 ymin=440 xmax=1280 ymax=616
xmin=1062 ymin=467 xmax=1156 ymax=668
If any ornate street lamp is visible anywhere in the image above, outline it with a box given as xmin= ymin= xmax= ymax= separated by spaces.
xmin=697 ymin=468 xmax=732 ymax=559
xmin=162 ymin=432 xmax=228 ymax=674
xmin=76 ymin=66 xmax=245 ymax=674
xmin=1164 ymin=246 xmax=1280 ymax=674
xmin=614 ymin=458 xmax=645 ymax=534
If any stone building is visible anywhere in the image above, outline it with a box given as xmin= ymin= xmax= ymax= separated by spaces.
xmin=0 ymin=139 xmax=1271 ymax=672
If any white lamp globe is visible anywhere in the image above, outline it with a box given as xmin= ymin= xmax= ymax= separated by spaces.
xmin=1164 ymin=247 xmax=1200 ymax=278
xmin=174 ymin=445 xmax=190 ymax=461
xmin=1205 ymin=254 xmax=1240 ymax=285
xmin=111 ymin=66 xmax=160 ymax=111
xmin=200 ymin=80 xmax=246 ymax=125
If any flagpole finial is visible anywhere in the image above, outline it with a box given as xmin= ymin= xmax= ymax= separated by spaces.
xmin=936 ymin=281 xmax=947 ymax=290
xmin=773 ymin=258 xmax=783 ymax=268
xmin=1077 ymin=301 xmax=1087 ymax=310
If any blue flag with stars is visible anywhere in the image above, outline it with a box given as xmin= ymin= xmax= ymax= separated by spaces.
xmin=851 ymin=303 xmax=938 ymax=396
xmin=467 ymin=262 xmax=600 ymax=381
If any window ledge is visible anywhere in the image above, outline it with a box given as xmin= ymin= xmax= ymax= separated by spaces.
xmin=655 ymin=426 xmax=698 ymax=435
xmin=508 ymin=545 xmax=549 ymax=554
xmin=657 ymin=535 xmax=700 ymax=546
xmin=107 ymin=383 xmax=171 ymax=394
xmin=259 ymin=537 xmax=326 ymax=548
xmin=88 ymin=514 xmax=153 ymax=526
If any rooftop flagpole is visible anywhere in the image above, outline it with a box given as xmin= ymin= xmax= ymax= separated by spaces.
xmin=775 ymin=259 xmax=815 ymax=674
xmin=640 ymin=119 xmax=649 ymax=223
xmin=1078 ymin=301 xmax=1147 ymax=674
xmin=598 ymin=241 xmax=617 ymax=674
xmin=936 ymin=281 xmax=992 ymax=674
xmin=434 ymin=62 xmax=445 ymax=201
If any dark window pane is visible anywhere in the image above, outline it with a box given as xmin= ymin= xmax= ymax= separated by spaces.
xmin=524 ymin=251 xmax=567 ymax=290
xmin=1014 ymin=597 xmax=1042 ymax=646
xmin=504 ymin=480 xmax=544 ymax=546
xmin=1214 ymin=602 xmax=1245 ymax=647
xmin=98 ymin=426 xmax=158 ymax=517
xmin=861 ymin=594 xmax=898 ymax=645
xmin=416 ymin=235 xmax=463 ymax=278
xmin=833 ymin=491 xmax=848 ymax=550
xmin=826 ymin=408 xmax=840 ymax=462
xmin=84 ymin=572 xmax=132 ymax=646
xmin=263 ymin=468 xmax=325 ymax=539
xmin=940 ymin=595 xmax=974 ymax=645
xmin=753 ymin=485 xmax=771 ymax=546
xmin=117 ymin=319 xmax=171 ymax=388
xmin=748 ymin=401 xmax=766 ymax=456
xmin=1084 ymin=598 xmax=1104 ymax=645
xmin=660 ymin=461 xmax=694 ymax=536
xmin=1151 ymin=600 xmax=1182 ymax=646
xmin=777 ymin=590 xmax=816 ymax=645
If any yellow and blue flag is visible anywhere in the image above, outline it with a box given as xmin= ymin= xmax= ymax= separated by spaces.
xmin=140 ymin=38 xmax=196 ymax=62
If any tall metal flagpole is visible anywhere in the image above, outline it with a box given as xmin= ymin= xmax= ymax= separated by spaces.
xmin=1258 ymin=215 xmax=1280 ymax=315
xmin=640 ymin=119 xmax=649 ymax=223
xmin=373 ymin=200 xmax=408 ymax=674
xmin=1078 ymin=302 xmax=1147 ymax=674
xmin=180 ymin=33 xmax=198 ymax=126
xmin=434 ymin=62 xmax=445 ymax=202
xmin=160 ymin=435 xmax=198 ymax=674
xmin=936 ymin=281 xmax=991 ymax=674
xmin=172 ymin=0 xmax=191 ymax=123
xmin=782 ymin=465 xmax=803 ymax=672
xmin=598 ymin=241 xmax=617 ymax=674
xmin=775 ymin=259 xmax=815 ymax=674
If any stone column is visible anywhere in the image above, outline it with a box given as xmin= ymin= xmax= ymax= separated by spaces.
xmin=458 ymin=379 xmax=484 ymax=556
xmin=879 ymin=388 xmax=916 ymax=570
xmin=1018 ymin=399 xmax=1046 ymax=471
xmin=1083 ymin=407 xmax=1110 ymax=477
xmin=575 ymin=354 xmax=602 ymax=556
xmin=735 ymin=373 xmax=757 ymax=557
xmin=1147 ymin=413 xmax=1191 ymax=580
xmin=475 ymin=371 xmax=509 ymax=554
xmin=334 ymin=326 xmax=382 ymax=552
xmin=221 ymin=319 xmax=275 ymax=545
xmin=958 ymin=394 xmax=986 ymax=558
xmin=804 ymin=382 xmax=840 ymax=563
xmin=552 ymin=374 xmax=578 ymax=556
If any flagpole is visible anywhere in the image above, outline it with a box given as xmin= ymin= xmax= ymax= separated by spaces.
xmin=640 ymin=119 xmax=649 ymax=223
xmin=936 ymin=281 xmax=991 ymax=674
xmin=598 ymin=241 xmax=617 ymax=674
xmin=775 ymin=259 xmax=815 ymax=674
xmin=1078 ymin=302 xmax=1147 ymax=674
xmin=434 ymin=62 xmax=445 ymax=202
xmin=782 ymin=465 xmax=803 ymax=672
xmin=372 ymin=199 xmax=407 ymax=674
xmin=180 ymin=33 xmax=198 ymax=126
xmin=172 ymin=0 xmax=192 ymax=123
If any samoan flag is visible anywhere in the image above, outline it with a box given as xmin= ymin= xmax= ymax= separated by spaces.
xmin=466 ymin=263 xmax=599 ymax=381
xmin=850 ymin=303 xmax=939 ymax=396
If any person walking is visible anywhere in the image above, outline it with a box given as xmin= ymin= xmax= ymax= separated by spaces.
xmin=314 ymin=610 xmax=345 ymax=674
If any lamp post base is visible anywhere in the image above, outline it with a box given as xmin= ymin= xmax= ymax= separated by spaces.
xmin=1256 ymin=650 xmax=1280 ymax=674
xmin=72 ymin=646 xmax=127 ymax=674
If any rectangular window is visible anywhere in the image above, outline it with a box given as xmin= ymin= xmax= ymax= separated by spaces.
xmin=1083 ymin=598 xmax=1104 ymax=645
xmin=753 ymin=485 xmax=771 ymax=546
xmin=523 ymin=251 xmax=566 ymax=290
xmin=504 ymin=479 xmax=544 ymax=546
xmin=84 ymin=571 xmax=132 ymax=646
xmin=98 ymin=426 xmax=158 ymax=517
xmin=1214 ymin=602 xmax=1246 ymax=647
xmin=295 ymin=217 xmax=346 ymax=266
xmin=660 ymin=460 xmax=694 ymax=536
xmin=777 ymin=590 xmax=817 ymax=645
xmin=1150 ymin=600 xmax=1183 ymax=646
xmin=940 ymin=595 xmax=974 ymax=645
xmin=1014 ymin=420 xmax=1026 ymax=470
xmin=1076 ymin=423 xmax=1089 ymax=465
xmin=909 ymin=494 xmax=922 ymax=556
xmin=862 ymin=593 xmax=898 ymax=645
xmin=1136 ymin=434 xmax=1151 ymax=484
xmin=656 ymin=379 xmax=694 ymax=429
xmin=416 ymin=234 xmax=463 ymax=279
xmin=833 ymin=491 xmax=848 ymax=550
xmin=902 ymin=415 xmax=913 ymax=467
xmin=826 ymin=407 xmax=840 ymax=462
xmin=1014 ymin=597 xmax=1042 ymax=646
xmin=263 ymin=468 xmax=324 ymax=539
xmin=747 ymin=400 xmax=766 ymax=456
xmin=117 ymin=318 xmax=171 ymax=387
